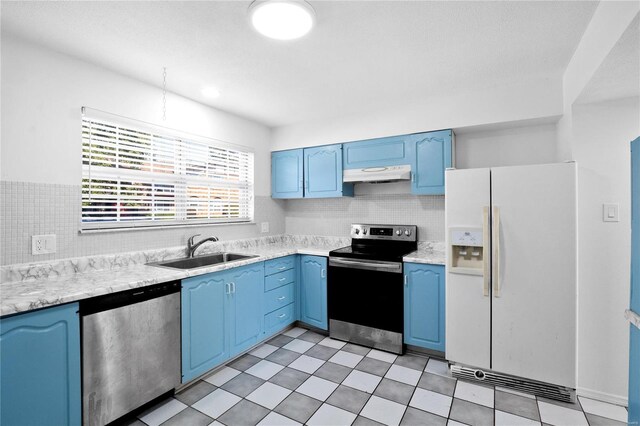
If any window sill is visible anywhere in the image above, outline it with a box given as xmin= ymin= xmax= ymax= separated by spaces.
xmin=79 ymin=221 xmax=256 ymax=234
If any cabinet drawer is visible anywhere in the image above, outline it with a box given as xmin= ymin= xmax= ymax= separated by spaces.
xmin=265 ymin=269 xmax=295 ymax=292
xmin=264 ymin=283 xmax=295 ymax=314
xmin=264 ymin=303 xmax=295 ymax=336
xmin=265 ymin=255 xmax=296 ymax=276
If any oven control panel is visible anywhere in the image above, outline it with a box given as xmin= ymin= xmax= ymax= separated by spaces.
xmin=351 ymin=224 xmax=417 ymax=241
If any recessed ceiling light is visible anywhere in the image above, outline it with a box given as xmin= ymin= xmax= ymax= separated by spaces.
xmin=249 ymin=0 xmax=315 ymax=41
xmin=202 ymin=87 xmax=221 ymax=98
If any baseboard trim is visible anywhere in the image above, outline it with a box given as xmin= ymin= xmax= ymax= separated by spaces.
xmin=577 ymin=387 xmax=628 ymax=407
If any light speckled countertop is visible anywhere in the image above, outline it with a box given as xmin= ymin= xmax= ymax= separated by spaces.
xmin=403 ymin=241 xmax=446 ymax=265
xmin=1 ymin=235 xmax=444 ymax=317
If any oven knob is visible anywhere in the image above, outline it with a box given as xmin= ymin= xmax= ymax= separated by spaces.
xmin=396 ymin=229 xmax=402 ymax=236
xmin=354 ymin=228 xmax=360 ymax=235
xmin=405 ymin=229 xmax=411 ymax=236
xmin=362 ymin=228 xmax=367 ymax=235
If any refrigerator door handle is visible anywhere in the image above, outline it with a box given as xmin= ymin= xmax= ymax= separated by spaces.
xmin=483 ymin=206 xmax=491 ymax=297
xmin=493 ymin=206 xmax=501 ymax=297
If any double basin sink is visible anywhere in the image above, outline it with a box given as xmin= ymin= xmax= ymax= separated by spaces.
xmin=148 ymin=252 xmax=258 ymax=270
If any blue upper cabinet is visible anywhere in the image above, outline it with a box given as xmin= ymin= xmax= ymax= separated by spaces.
xmin=227 ymin=264 xmax=264 ymax=357
xmin=404 ymin=263 xmax=445 ymax=352
xmin=411 ymin=130 xmax=453 ymax=195
xmin=343 ymin=136 xmax=412 ymax=169
xmin=182 ymin=274 xmax=228 ymax=383
xmin=1 ymin=303 xmax=81 ymax=426
xmin=300 ymin=255 xmax=328 ymax=330
xmin=304 ymin=144 xmax=354 ymax=198
xmin=272 ymin=149 xmax=304 ymax=198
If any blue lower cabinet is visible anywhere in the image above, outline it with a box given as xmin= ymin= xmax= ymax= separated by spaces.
xmin=227 ymin=264 xmax=264 ymax=358
xmin=182 ymin=263 xmax=265 ymax=383
xmin=404 ymin=263 xmax=445 ymax=352
xmin=182 ymin=274 xmax=228 ymax=383
xmin=300 ymin=255 xmax=328 ymax=330
xmin=0 ymin=303 xmax=81 ymax=426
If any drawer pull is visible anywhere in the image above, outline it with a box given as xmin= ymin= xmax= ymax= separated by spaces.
xmin=278 ymin=313 xmax=286 ymax=318
xmin=279 ymin=277 xmax=286 ymax=282
xmin=277 ymin=296 xmax=286 ymax=301
xmin=278 ymin=266 xmax=287 ymax=270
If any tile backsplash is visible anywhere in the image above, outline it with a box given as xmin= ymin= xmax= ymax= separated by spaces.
xmin=284 ymin=194 xmax=444 ymax=241
xmin=1 ymin=181 xmax=444 ymax=266
xmin=0 ymin=181 xmax=285 ymax=265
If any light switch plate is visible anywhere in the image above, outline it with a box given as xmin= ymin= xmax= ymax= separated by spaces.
xmin=603 ymin=203 xmax=619 ymax=222
xmin=32 ymin=234 xmax=57 ymax=255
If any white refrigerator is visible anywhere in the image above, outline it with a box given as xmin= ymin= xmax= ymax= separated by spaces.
xmin=445 ymin=162 xmax=577 ymax=389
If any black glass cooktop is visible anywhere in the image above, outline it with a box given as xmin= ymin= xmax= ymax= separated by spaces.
xmin=329 ymin=242 xmax=417 ymax=262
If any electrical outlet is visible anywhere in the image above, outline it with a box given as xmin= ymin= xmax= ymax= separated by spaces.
xmin=261 ymin=222 xmax=269 ymax=233
xmin=32 ymin=234 xmax=56 ymax=255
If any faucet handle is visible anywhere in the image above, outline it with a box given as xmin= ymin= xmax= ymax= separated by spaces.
xmin=188 ymin=234 xmax=201 ymax=247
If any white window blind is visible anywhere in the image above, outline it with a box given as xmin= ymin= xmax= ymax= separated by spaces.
xmin=81 ymin=112 xmax=254 ymax=230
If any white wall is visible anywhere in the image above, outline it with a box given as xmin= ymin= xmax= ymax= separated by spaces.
xmin=272 ymin=76 xmax=563 ymax=151
xmin=455 ymin=124 xmax=558 ymax=169
xmin=0 ymin=34 xmax=271 ymax=196
xmin=573 ymin=96 xmax=639 ymax=403
xmin=0 ymin=34 xmax=284 ymax=265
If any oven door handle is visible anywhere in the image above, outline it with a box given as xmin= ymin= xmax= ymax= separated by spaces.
xmin=329 ymin=257 xmax=402 ymax=273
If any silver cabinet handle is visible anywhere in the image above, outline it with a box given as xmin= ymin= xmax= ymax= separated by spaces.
xmin=404 ymin=275 xmax=408 ymax=287
xmin=277 ymin=296 xmax=286 ymax=301
xmin=279 ymin=277 xmax=286 ymax=282
xmin=321 ymin=269 xmax=326 ymax=278
xmin=225 ymin=283 xmax=230 ymax=295
xmin=278 ymin=266 xmax=287 ymax=270
xmin=278 ymin=313 xmax=286 ymax=318
xmin=230 ymin=282 xmax=236 ymax=294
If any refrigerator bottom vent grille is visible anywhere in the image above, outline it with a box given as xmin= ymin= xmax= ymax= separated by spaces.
xmin=450 ymin=365 xmax=574 ymax=403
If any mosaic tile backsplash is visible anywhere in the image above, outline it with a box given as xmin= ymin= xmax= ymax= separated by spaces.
xmin=0 ymin=181 xmax=286 ymax=265
xmin=283 ymin=194 xmax=445 ymax=242
xmin=1 ymin=181 xmax=444 ymax=266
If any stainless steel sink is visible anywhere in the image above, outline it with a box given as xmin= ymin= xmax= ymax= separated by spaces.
xmin=147 ymin=253 xmax=258 ymax=270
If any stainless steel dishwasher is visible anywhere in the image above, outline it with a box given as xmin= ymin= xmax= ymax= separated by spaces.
xmin=80 ymin=281 xmax=181 ymax=426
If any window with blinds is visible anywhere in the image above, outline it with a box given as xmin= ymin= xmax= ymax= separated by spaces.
xmin=81 ymin=113 xmax=254 ymax=230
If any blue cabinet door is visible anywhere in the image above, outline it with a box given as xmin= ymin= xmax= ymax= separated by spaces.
xmin=411 ymin=130 xmax=453 ymax=195
xmin=300 ymin=255 xmax=328 ymax=330
xmin=182 ymin=274 xmax=228 ymax=383
xmin=1 ymin=303 xmax=81 ymax=426
xmin=227 ymin=263 xmax=265 ymax=357
xmin=343 ymin=136 xmax=411 ymax=169
xmin=404 ymin=263 xmax=445 ymax=352
xmin=304 ymin=144 xmax=353 ymax=198
xmin=629 ymin=137 xmax=640 ymax=424
xmin=272 ymin=149 xmax=304 ymax=198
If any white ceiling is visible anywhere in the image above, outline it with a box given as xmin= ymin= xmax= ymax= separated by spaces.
xmin=1 ymin=1 xmax=599 ymax=127
xmin=576 ymin=15 xmax=640 ymax=105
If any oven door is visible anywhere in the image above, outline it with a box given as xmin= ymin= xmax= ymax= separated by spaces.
xmin=328 ymin=257 xmax=404 ymax=354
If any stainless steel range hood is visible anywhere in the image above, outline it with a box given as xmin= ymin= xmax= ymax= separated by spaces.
xmin=343 ymin=165 xmax=412 ymax=183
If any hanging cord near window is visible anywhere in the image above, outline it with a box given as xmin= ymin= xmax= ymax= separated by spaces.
xmin=162 ymin=67 xmax=167 ymax=121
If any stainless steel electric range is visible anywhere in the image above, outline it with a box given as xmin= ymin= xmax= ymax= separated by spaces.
xmin=328 ymin=223 xmax=418 ymax=354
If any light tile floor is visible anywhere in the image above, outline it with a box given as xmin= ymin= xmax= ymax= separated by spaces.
xmin=133 ymin=327 xmax=628 ymax=426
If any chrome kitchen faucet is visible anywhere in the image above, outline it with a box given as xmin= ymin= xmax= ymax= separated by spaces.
xmin=187 ymin=234 xmax=219 ymax=258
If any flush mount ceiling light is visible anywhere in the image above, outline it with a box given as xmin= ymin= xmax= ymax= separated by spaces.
xmin=249 ymin=0 xmax=315 ymax=40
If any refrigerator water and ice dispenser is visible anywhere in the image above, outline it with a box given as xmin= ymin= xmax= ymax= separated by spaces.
xmin=448 ymin=228 xmax=485 ymax=275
